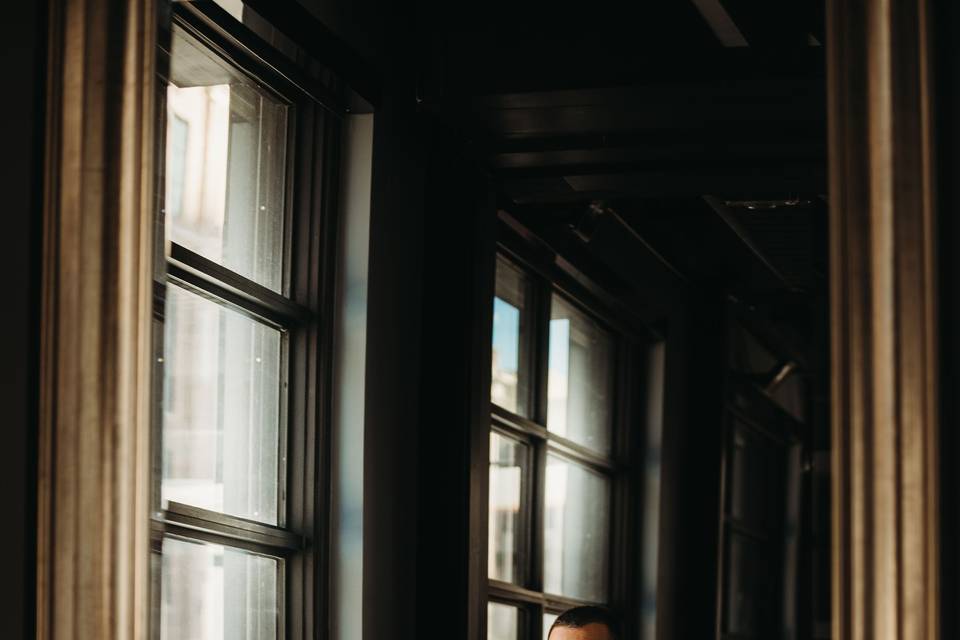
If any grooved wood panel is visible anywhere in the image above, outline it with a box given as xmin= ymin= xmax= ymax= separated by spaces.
xmin=36 ymin=0 xmax=157 ymax=638
xmin=827 ymin=0 xmax=939 ymax=638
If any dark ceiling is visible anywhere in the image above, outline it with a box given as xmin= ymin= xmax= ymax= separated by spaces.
xmin=422 ymin=0 xmax=828 ymax=332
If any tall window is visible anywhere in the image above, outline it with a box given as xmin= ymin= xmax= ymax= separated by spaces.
xmin=488 ymin=252 xmax=630 ymax=639
xmin=151 ymin=5 xmax=337 ymax=639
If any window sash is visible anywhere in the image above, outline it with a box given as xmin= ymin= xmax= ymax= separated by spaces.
xmin=155 ymin=7 xmax=302 ymax=549
xmin=488 ymin=250 xmax=632 ymax=640
xmin=490 ymin=260 xmax=621 ymax=462
xmin=150 ymin=4 xmax=341 ymax=640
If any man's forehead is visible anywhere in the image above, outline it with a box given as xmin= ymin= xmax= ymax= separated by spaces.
xmin=547 ymin=622 xmax=613 ymax=640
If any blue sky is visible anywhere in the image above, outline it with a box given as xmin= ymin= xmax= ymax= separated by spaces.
xmin=492 ymin=297 xmax=519 ymax=372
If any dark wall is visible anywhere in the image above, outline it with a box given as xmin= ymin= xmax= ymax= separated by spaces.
xmin=415 ymin=124 xmax=496 ymax=640
xmin=0 ymin=3 xmax=45 ymax=638
xmin=362 ymin=88 xmax=428 ymax=640
xmin=935 ymin=0 xmax=960 ymax=636
xmin=655 ymin=296 xmax=727 ymax=640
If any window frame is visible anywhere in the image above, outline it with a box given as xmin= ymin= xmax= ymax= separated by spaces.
xmin=149 ymin=3 xmax=344 ymax=639
xmin=486 ymin=221 xmax=654 ymax=639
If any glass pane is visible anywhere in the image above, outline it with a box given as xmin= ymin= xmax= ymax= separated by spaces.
xmin=543 ymin=613 xmax=559 ymax=640
xmin=492 ymin=256 xmax=532 ymax=416
xmin=729 ymin=422 xmax=785 ymax=533
xmin=160 ymin=536 xmax=279 ymax=640
xmin=547 ymin=295 xmax=614 ymax=454
xmin=488 ymin=432 xmax=527 ymax=583
xmin=166 ymin=25 xmax=289 ymax=292
xmin=724 ymin=533 xmax=773 ymax=636
xmin=162 ymin=284 xmax=283 ymax=525
xmin=543 ymin=454 xmax=611 ymax=602
xmin=729 ymin=425 xmax=765 ymax=527
xmin=488 ymin=602 xmax=519 ymax=640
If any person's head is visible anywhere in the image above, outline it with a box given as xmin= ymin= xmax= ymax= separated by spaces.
xmin=546 ymin=606 xmax=618 ymax=640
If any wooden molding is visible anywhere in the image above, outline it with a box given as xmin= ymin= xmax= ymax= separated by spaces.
xmin=828 ymin=0 xmax=939 ymax=638
xmin=36 ymin=0 xmax=157 ymax=638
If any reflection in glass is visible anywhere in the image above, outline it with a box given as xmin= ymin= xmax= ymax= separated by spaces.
xmin=543 ymin=613 xmax=559 ymax=640
xmin=547 ymin=295 xmax=614 ymax=454
xmin=161 ymin=537 xmax=279 ymax=640
xmin=166 ymin=25 xmax=289 ymax=292
xmin=543 ymin=454 xmax=610 ymax=602
xmin=492 ymin=256 xmax=531 ymax=416
xmin=488 ymin=602 xmax=519 ymax=640
xmin=488 ymin=433 xmax=526 ymax=583
xmin=162 ymin=284 xmax=282 ymax=525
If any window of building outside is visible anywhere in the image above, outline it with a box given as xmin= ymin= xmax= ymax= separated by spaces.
xmin=150 ymin=5 xmax=337 ymax=639
xmin=488 ymin=251 xmax=631 ymax=640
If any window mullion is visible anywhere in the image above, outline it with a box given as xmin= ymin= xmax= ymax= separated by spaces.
xmin=610 ymin=336 xmax=635 ymax=624
xmin=529 ymin=270 xmax=551 ymax=599
xmin=529 ymin=435 xmax=547 ymax=596
xmin=531 ymin=274 xmax=552 ymax=428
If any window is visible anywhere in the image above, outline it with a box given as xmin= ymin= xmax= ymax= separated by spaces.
xmin=151 ymin=5 xmax=338 ymax=640
xmin=487 ymin=252 xmax=634 ymax=639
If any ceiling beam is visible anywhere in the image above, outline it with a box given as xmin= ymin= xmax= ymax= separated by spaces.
xmin=432 ymin=46 xmax=824 ymax=97
xmin=491 ymin=144 xmax=825 ymax=176
xmin=486 ymin=125 xmax=827 ymax=154
xmin=475 ymin=102 xmax=823 ymax=141
xmin=502 ymin=165 xmax=826 ymax=203
xmin=495 ymin=158 xmax=824 ymax=183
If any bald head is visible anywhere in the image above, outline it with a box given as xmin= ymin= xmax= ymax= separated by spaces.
xmin=547 ymin=622 xmax=614 ymax=640
xmin=547 ymin=606 xmax=618 ymax=640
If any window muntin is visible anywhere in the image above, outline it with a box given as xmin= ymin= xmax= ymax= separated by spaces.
xmin=492 ymin=256 xmax=533 ymax=417
xmin=161 ymin=284 xmax=283 ymax=525
xmin=160 ymin=536 xmax=280 ymax=640
xmin=166 ymin=25 xmax=289 ymax=293
xmin=547 ymin=294 xmax=614 ymax=456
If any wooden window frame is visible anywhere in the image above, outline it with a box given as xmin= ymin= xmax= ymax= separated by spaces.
xmin=149 ymin=3 xmax=343 ymax=639
xmin=485 ymin=218 xmax=655 ymax=639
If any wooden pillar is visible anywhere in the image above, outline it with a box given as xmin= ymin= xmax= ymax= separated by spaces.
xmin=827 ymin=0 xmax=939 ymax=638
xmin=36 ymin=0 xmax=156 ymax=638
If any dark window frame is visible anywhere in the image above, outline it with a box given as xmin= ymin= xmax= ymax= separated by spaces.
xmin=149 ymin=3 xmax=343 ymax=639
xmin=486 ymin=219 xmax=654 ymax=640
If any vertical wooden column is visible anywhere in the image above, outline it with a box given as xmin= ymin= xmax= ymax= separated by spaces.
xmin=827 ymin=0 xmax=939 ymax=639
xmin=36 ymin=0 xmax=156 ymax=639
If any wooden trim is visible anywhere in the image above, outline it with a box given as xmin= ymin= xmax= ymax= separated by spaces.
xmin=37 ymin=0 xmax=157 ymax=638
xmin=827 ymin=0 xmax=939 ymax=638
xmin=173 ymin=1 xmax=346 ymax=117
xmin=239 ymin=0 xmax=381 ymax=106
